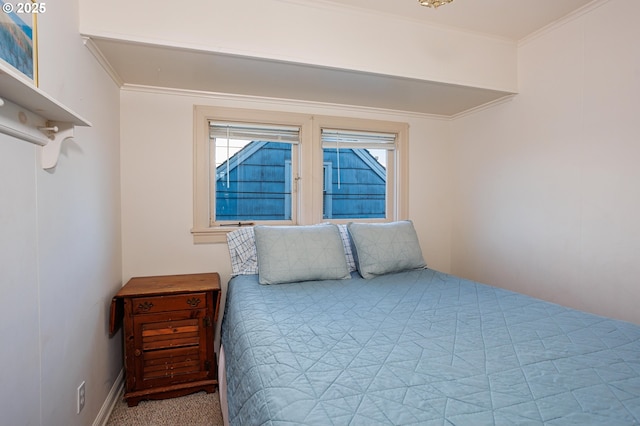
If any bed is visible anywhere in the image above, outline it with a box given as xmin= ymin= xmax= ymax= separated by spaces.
xmin=220 ymin=222 xmax=640 ymax=425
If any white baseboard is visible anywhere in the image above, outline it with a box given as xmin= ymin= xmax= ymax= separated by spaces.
xmin=93 ymin=368 xmax=124 ymax=426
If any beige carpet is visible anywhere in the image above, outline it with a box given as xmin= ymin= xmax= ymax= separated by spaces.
xmin=106 ymin=391 xmax=224 ymax=426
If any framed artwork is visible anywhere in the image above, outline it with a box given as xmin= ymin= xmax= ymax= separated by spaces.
xmin=0 ymin=0 xmax=39 ymax=85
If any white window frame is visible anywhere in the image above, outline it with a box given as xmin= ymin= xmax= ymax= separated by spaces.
xmin=323 ymin=161 xmax=333 ymax=219
xmin=192 ymin=106 xmax=408 ymax=243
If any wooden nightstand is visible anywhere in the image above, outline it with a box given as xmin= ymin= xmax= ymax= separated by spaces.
xmin=110 ymin=273 xmax=221 ymax=407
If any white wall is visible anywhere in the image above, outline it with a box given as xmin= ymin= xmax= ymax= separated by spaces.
xmin=119 ymin=89 xmax=452 ymax=297
xmin=0 ymin=0 xmax=122 ymax=424
xmin=451 ymin=0 xmax=640 ymax=324
xmin=79 ymin=0 xmax=516 ymax=93
xmin=0 ymin=137 xmax=40 ymax=426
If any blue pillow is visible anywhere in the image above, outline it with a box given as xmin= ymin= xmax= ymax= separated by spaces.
xmin=254 ymin=224 xmax=351 ymax=285
xmin=347 ymin=221 xmax=426 ymax=279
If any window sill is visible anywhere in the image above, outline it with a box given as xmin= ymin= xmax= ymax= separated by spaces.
xmin=191 ymin=228 xmax=231 ymax=244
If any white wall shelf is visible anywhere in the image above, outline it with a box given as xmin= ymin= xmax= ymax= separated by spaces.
xmin=0 ymin=62 xmax=92 ymax=170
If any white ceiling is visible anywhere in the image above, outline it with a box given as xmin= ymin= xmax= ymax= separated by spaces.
xmin=88 ymin=0 xmax=597 ymax=116
xmin=325 ymin=0 xmax=595 ymax=41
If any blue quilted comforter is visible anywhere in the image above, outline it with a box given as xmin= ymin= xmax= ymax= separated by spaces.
xmin=221 ymin=269 xmax=640 ymax=425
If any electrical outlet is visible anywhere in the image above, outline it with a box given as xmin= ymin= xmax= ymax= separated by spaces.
xmin=77 ymin=381 xmax=86 ymax=414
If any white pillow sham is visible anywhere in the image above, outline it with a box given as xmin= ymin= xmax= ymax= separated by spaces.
xmin=226 ymin=227 xmax=259 ymax=276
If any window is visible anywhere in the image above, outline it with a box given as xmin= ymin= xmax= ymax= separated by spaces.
xmin=321 ymin=129 xmax=395 ymax=220
xmin=193 ymin=106 xmax=408 ymax=243
xmin=211 ymin=122 xmax=299 ymax=222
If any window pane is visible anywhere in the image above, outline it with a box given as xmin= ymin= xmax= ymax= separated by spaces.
xmin=322 ymin=148 xmax=386 ymax=219
xmin=214 ymin=139 xmax=293 ymax=221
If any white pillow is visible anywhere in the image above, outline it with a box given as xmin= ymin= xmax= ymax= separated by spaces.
xmin=226 ymin=227 xmax=258 ymax=276
xmin=347 ymin=220 xmax=426 ymax=279
xmin=336 ymin=224 xmax=357 ymax=272
xmin=254 ymin=224 xmax=350 ymax=285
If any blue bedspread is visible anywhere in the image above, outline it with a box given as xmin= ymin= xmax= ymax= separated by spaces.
xmin=221 ymin=269 xmax=640 ymax=425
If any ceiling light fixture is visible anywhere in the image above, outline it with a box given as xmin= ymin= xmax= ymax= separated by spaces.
xmin=418 ymin=0 xmax=454 ymax=8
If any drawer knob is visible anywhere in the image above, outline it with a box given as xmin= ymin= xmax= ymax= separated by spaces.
xmin=186 ymin=297 xmax=201 ymax=307
xmin=138 ymin=301 xmax=154 ymax=312
xmin=134 ymin=349 xmax=141 ymax=357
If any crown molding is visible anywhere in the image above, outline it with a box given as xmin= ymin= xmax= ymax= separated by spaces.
xmin=82 ymin=37 xmax=124 ymax=87
xmin=518 ymin=0 xmax=611 ymax=47
xmin=450 ymin=94 xmax=516 ymax=120
xmin=120 ymin=84 xmax=452 ymax=121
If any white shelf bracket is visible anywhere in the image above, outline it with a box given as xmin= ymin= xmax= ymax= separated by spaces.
xmin=1 ymin=60 xmax=92 ymax=171
xmin=40 ymin=121 xmax=75 ymax=170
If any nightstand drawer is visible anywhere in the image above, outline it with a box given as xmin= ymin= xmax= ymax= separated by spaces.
xmin=132 ymin=293 xmax=208 ymax=314
xmin=141 ymin=318 xmax=201 ymax=351
xmin=143 ymin=346 xmax=202 ymax=380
